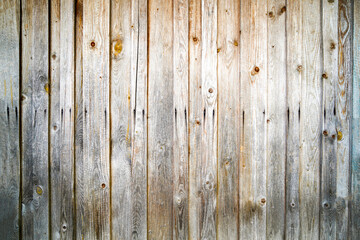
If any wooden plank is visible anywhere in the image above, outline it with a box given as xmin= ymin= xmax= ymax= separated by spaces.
xmin=320 ymin=0 xmax=338 ymax=239
xmin=351 ymin=0 xmax=360 ymax=238
xmin=188 ymin=0 xmax=202 ymax=238
xmin=299 ymin=0 xmax=322 ymax=239
xmin=285 ymin=0 xmax=302 ymax=239
xmin=50 ymin=0 xmax=76 ymax=239
xmin=110 ymin=0 xmax=132 ymax=239
xmin=173 ymin=0 xmax=189 ymax=238
xmin=217 ymin=0 xmax=239 ymax=239
xmin=336 ymin=0 xmax=352 ymax=239
xmin=147 ymin=0 xmax=173 ymax=238
xmin=266 ymin=1 xmax=286 ymax=239
xmin=0 ymin=0 xmax=20 ymax=239
xmin=21 ymin=0 xmax=49 ymax=238
xmin=239 ymin=0 xmax=267 ymax=238
xmin=76 ymin=0 xmax=110 ymax=239
xmin=130 ymin=0 xmax=148 ymax=238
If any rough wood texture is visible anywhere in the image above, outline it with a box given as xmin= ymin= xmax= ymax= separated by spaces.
xmin=240 ymin=0 xmax=267 ymax=239
xmin=0 ymin=0 xmax=20 ymax=239
xmin=21 ymin=0 xmax=49 ymax=238
xmin=147 ymin=0 xmax=173 ymax=239
xmin=50 ymin=0 xmax=76 ymax=239
xmin=173 ymin=0 xmax=189 ymax=239
xmin=217 ymin=0 xmax=239 ymax=239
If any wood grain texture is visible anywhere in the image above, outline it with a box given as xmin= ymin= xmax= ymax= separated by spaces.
xmin=239 ymin=0 xmax=267 ymax=239
xmin=147 ymin=0 xmax=173 ymax=239
xmin=351 ymin=0 xmax=360 ymax=238
xmin=173 ymin=0 xmax=189 ymax=239
xmin=50 ymin=0 xmax=76 ymax=239
xmin=299 ymin=0 xmax=322 ymax=239
xmin=285 ymin=0 xmax=302 ymax=239
xmin=217 ymin=0 xmax=239 ymax=238
xmin=130 ymin=0 xmax=148 ymax=238
xmin=76 ymin=0 xmax=110 ymax=239
xmin=21 ymin=0 xmax=49 ymax=238
xmin=266 ymin=1 xmax=286 ymax=239
xmin=0 ymin=0 xmax=20 ymax=239
xmin=110 ymin=0 xmax=132 ymax=239
xmin=336 ymin=0 xmax=352 ymax=239
xmin=320 ymin=0 xmax=338 ymax=239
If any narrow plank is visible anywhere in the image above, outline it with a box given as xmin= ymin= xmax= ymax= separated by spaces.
xmin=0 ymin=0 xmax=20 ymax=239
xmin=285 ymin=0 xmax=302 ymax=238
xmin=147 ymin=0 xmax=174 ymax=238
xmin=130 ymin=0 xmax=148 ymax=238
xmin=320 ymin=0 xmax=338 ymax=239
xmin=351 ymin=0 xmax=360 ymax=238
xmin=110 ymin=0 xmax=132 ymax=239
xmin=336 ymin=0 xmax=352 ymax=238
xmin=50 ymin=0 xmax=76 ymax=239
xmin=21 ymin=0 xmax=49 ymax=238
xmin=239 ymin=0 xmax=267 ymax=238
xmin=217 ymin=0 xmax=239 ymax=238
xmin=299 ymin=0 xmax=322 ymax=239
xmin=76 ymin=0 xmax=111 ymax=238
xmin=266 ymin=1 xmax=286 ymax=239
xmin=173 ymin=0 xmax=189 ymax=238
xmin=188 ymin=0 xmax=202 ymax=238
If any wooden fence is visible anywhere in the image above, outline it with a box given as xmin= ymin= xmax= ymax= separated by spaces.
xmin=0 ymin=0 xmax=359 ymax=239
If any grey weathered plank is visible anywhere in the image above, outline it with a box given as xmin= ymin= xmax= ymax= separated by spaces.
xmin=299 ymin=0 xmax=322 ymax=239
xmin=147 ymin=0 xmax=174 ymax=239
xmin=351 ymin=0 xmax=360 ymax=238
xmin=21 ymin=0 xmax=49 ymax=238
xmin=217 ymin=0 xmax=239 ymax=239
xmin=285 ymin=0 xmax=302 ymax=239
xmin=130 ymin=0 xmax=148 ymax=238
xmin=110 ymin=0 xmax=132 ymax=239
xmin=173 ymin=0 xmax=189 ymax=238
xmin=76 ymin=0 xmax=111 ymax=239
xmin=239 ymin=0 xmax=267 ymax=239
xmin=320 ymin=0 xmax=338 ymax=239
xmin=50 ymin=0 xmax=76 ymax=239
xmin=336 ymin=0 xmax=352 ymax=239
xmin=266 ymin=1 xmax=286 ymax=239
xmin=188 ymin=0 xmax=202 ymax=238
xmin=0 ymin=0 xmax=20 ymax=239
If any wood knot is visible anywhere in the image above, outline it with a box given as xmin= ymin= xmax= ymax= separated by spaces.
xmin=217 ymin=48 xmax=221 ymax=53
xmin=51 ymin=54 xmax=56 ymax=60
xmin=268 ymin=11 xmax=274 ymax=18
xmin=330 ymin=42 xmax=336 ymax=50
xmin=113 ymin=39 xmax=123 ymax=56
xmin=193 ymin=37 xmax=198 ymax=43
xmin=297 ymin=65 xmax=303 ymax=72
xmin=251 ymin=66 xmax=260 ymax=76
xmin=234 ymin=40 xmax=238 ymax=46
xmin=36 ymin=186 xmax=43 ymax=195
xmin=280 ymin=6 xmax=286 ymax=13
xmin=260 ymin=198 xmax=266 ymax=204
xmin=44 ymin=83 xmax=50 ymax=94
xmin=337 ymin=131 xmax=343 ymax=141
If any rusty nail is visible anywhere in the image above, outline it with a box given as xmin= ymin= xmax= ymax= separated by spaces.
xmin=101 ymin=183 xmax=106 ymax=189
xmin=297 ymin=65 xmax=303 ymax=72
xmin=268 ymin=11 xmax=274 ymax=18
xmin=323 ymin=130 xmax=328 ymax=136
xmin=254 ymin=66 xmax=260 ymax=72
xmin=217 ymin=48 xmax=221 ymax=53
xmin=322 ymin=73 xmax=328 ymax=79
xmin=209 ymin=88 xmax=214 ymax=93
xmin=196 ymin=120 xmax=200 ymax=125
xmin=193 ymin=37 xmax=198 ymax=43
xmin=91 ymin=41 xmax=95 ymax=47
xmin=53 ymin=125 xmax=57 ymax=131
xmin=261 ymin=198 xmax=266 ymax=204
xmin=332 ymin=134 xmax=336 ymax=139
xmin=234 ymin=40 xmax=238 ymax=46
xmin=52 ymin=54 xmax=56 ymax=60
xmin=330 ymin=42 xmax=336 ymax=50
xmin=281 ymin=6 xmax=286 ymax=13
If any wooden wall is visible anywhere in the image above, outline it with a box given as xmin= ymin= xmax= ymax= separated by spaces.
xmin=0 ymin=0 xmax=359 ymax=239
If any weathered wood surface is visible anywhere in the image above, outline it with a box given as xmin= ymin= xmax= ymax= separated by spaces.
xmin=0 ymin=1 xmax=358 ymax=239
xmin=0 ymin=0 xmax=20 ymax=239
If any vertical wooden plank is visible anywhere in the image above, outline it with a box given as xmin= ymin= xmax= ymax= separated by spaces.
xmin=351 ymin=0 xmax=360 ymax=238
xmin=320 ymin=0 xmax=338 ymax=239
xmin=50 ymin=0 xmax=75 ymax=239
xmin=299 ymin=0 xmax=322 ymax=239
xmin=130 ymin=0 xmax=148 ymax=238
xmin=110 ymin=0 xmax=132 ymax=239
xmin=0 ymin=0 xmax=20 ymax=239
xmin=239 ymin=0 xmax=267 ymax=238
xmin=336 ymin=0 xmax=352 ymax=238
xmin=285 ymin=0 xmax=302 ymax=239
xmin=217 ymin=0 xmax=239 ymax=239
xmin=147 ymin=0 xmax=173 ymax=239
xmin=188 ymin=0 xmax=202 ymax=238
xmin=266 ymin=1 xmax=286 ymax=239
xmin=21 ymin=0 xmax=49 ymax=238
xmin=76 ymin=0 xmax=110 ymax=239
xmin=173 ymin=0 xmax=189 ymax=239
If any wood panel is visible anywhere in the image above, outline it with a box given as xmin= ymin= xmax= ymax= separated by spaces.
xmin=217 ymin=0 xmax=239 ymax=238
xmin=50 ymin=0 xmax=76 ymax=239
xmin=0 ymin=0 xmax=20 ymax=239
xmin=147 ymin=0 xmax=173 ymax=239
xmin=21 ymin=0 xmax=49 ymax=238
